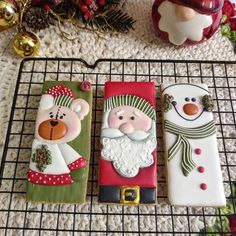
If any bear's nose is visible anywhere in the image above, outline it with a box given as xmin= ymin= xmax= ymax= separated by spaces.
xmin=50 ymin=120 xmax=58 ymax=127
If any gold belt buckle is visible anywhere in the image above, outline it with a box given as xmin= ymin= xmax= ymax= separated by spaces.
xmin=120 ymin=186 xmax=140 ymax=205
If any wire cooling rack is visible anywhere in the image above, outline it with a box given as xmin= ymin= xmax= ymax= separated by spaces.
xmin=0 ymin=58 xmax=236 ymax=236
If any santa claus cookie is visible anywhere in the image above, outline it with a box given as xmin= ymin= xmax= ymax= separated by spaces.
xmin=161 ymin=83 xmax=226 ymax=207
xmin=26 ymin=81 xmax=92 ymax=203
xmin=152 ymin=0 xmax=224 ymax=45
xmin=98 ymin=82 xmax=157 ymax=205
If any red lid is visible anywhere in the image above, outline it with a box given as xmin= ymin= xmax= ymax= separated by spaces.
xmin=169 ymin=0 xmax=224 ymax=14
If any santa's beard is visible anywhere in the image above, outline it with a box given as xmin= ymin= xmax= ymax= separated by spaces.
xmin=158 ymin=1 xmax=213 ymax=45
xmin=101 ymin=126 xmax=156 ymax=178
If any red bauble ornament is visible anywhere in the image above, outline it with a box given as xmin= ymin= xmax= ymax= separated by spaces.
xmin=85 ymin=0 xmax=93 ymax=5
xmin=81 ymin=4 xmax=89 ymax=12
xmin=152 ymin=0 xmax=224 ymax=46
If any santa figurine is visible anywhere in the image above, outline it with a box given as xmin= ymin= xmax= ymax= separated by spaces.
xmin=152 ymin=0 xmax=224 ymax=45
xmin=98 ymin=82 xmax=157 ymax=205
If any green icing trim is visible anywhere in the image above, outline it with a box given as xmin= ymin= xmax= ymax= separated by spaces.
xmin=165 ymin=120 xmax=216 ymax=176
xmin=104 ymin=95 xmax=156 ymax=120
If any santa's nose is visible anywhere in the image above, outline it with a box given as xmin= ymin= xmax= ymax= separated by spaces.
xmin=119 ymin=123 xmax=134 ymax=134
xmin=183 ymin=103 xmax=199 ymax=116
xmin=175 ymin=5 xmax=196 ymax=21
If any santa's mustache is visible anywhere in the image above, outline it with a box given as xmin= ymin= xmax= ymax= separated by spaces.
xmin=101 ymin=128 xmax=151 ymax=141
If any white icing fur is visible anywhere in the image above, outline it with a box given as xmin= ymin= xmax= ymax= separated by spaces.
xmin=162 ymin=83 xmax=226 ymax=206
xmin=101 ymin=121 xmax=156 ymax=178
xmin=158 ymin=1 xmax=213 ymax=45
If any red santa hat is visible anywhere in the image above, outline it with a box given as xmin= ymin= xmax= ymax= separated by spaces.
xmin=169 ymin=0 xmax=223 ymax=14
xmin=45 ymin=84 xmax=75 ymax=107
xmin=104 ymin=82 xmax=156 ymax=120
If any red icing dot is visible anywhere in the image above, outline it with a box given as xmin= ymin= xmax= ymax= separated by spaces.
xmin=195 ymin=148 xmax=202 ymax=155
xmin=198 ymin=166 xmax=205 ymax=173
xmin=200 ymin=183 xmax=207 ymax=190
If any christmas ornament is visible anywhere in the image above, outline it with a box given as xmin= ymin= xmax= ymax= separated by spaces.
xmin=152 ymin=0 xmax=224 ymax=45
xmin=12 ymin=30 xmax=40 ymax=57
xmin=0 ymin=0 xmax=19 ymax=29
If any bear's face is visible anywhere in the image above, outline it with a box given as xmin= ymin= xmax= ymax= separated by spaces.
xmin=35 ymin=94 xmax=89 ymax=144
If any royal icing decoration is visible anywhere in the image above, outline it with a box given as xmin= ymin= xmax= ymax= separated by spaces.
xmin=27 ymin=82 xmax=92 ymax=203
xmin=165 ymin=119 xmax=216 ymax=176
xmin=99 ymin=82 xmax=157 ymax=205
xmin=161 ymin=83 xmax=226 ymax=207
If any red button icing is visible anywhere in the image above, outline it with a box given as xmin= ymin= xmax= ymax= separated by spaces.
xmin=200 ymin=183 xmax=207 ymax=190
xmin=195 ymin=148 xmax=202 ymax=155
xmin=198 ymin=166 xmax=205 ymax=173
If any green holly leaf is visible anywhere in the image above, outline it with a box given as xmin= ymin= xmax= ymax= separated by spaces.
xmin=221 ymin=15 xmax=228 ymax=24
xmin=222 ymin=24 xmax=231 ymax=36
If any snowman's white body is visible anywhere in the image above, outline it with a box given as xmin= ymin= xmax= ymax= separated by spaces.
xmin=162 ymin=84 xmax=226 ymax=206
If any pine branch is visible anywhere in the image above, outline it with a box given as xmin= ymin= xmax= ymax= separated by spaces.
xmin=91 ymin=9 xmax=135 ymax=33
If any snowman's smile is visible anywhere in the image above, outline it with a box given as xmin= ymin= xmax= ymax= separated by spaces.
xmin=172 ymin=101 xmax=204 ymax=121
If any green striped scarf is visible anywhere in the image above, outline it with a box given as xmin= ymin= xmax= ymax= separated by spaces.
xmin=165 ymin=120 xmax=216 ymax=176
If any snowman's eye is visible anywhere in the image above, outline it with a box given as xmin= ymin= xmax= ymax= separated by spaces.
xmin=119 ymin=116 xmax=123 ymax=120
xmin=192 ymin=98 xmax=196 ymax=102
xmin=185 ymin=97 xmax=190 ymax=102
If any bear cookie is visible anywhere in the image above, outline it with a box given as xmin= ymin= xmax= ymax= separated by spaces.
xmin=26 ymin=81 xmax=92 ymax=203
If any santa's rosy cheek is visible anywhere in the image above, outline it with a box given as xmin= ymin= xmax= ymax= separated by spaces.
xmin=108 ymin=115 xmax=120 ymax=128
xmin=133 ymin=118 xmax=152 ymax=131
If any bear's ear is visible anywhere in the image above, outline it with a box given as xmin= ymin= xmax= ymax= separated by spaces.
xmin=70 ymin=98 xmax=89 ymax=120
xmin=39 ymin=94 xmax=54 ymax=110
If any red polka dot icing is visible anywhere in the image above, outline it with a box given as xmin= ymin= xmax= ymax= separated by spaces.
xmin=200 ymin=183 xmax=207 ymax=190
xmin=195 ymin=148 xmax=202 ymax=155
xmin=28 ymin=170 xmax=73 ymax=186
xmin=45 ymin=85 xmax=75 ymax=98
xmin=68 ymin=157 xmax=87 ymax=171
xmin=198 ymin=166 xmax=205 ymax=173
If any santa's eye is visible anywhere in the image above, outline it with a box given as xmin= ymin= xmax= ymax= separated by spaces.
xmin=185 ymin=97 xmax=190 ymax=102
xmin=130 ymin=116 xmax=135 ymax=120
xmin=192 ymin=98 xmax=196 ymax=102
xmin=118 ymin=116 xmax=123 ymax=120
xmin=50 ymin=115 xmax=54 ymax=118
xmin=63 ymin=113 xmax=66 ymax=116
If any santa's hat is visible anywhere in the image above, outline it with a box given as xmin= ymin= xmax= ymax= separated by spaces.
xmin=45 ymin=85 xmax=75 ymax=108
xmin=104 ymin=82 xmax=156 ymax=120
xmin=169 ymin=0 xmax=223 ymax=14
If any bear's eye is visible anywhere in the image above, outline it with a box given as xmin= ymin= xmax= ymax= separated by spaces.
xmin=130 ymin=116 xmax=135 ymax=120
xmin=63 ymin=113 xmax=66 ymax=116
xmin=118 ymin=116 xmax=123 ymax=120
xmin=60 ymin=116 xmax=64 ymax=119
xmin=192 ymin=98 xmax=196 ymax=102
xmin=185 ymin=97 xmax=190 ymax=102
xmin=50 ymin=115 xmax=54 ymax=118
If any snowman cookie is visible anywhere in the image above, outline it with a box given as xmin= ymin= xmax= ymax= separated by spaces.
xmin=161 ymin=83 xmax=226 ymax=207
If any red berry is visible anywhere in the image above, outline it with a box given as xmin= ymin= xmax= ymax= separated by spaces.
xmin=85 ymin=0 xmax=93 ymax=5
xmin=84 ymin=11 xmax=92 ymax=20
xmin=81 ymin=4 xmax=88 ymax=13
xmin=98 ymin=0 xmax=105 ymax=6
xmin=194 ymin=148 xmax=202 ymax=155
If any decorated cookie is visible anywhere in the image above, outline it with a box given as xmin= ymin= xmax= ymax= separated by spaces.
xmin=26 ymin=82 xmax=92 ymax=203
xmin=161 ymin=83 xmax=226 ymax=207
xmin=98 ymin=82 xmax=157 ymax=205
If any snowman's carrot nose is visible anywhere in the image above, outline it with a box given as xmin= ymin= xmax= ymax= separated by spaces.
xmin=183 ymin=103 xmax=199 ymax=115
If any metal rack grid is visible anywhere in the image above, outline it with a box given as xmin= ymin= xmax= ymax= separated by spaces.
xmin=0 ymin=58 xmax=235 ymax=236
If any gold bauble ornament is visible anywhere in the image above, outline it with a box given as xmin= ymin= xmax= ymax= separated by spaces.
xmin=13 ymin=31 xmax=40 ymax=57
xmin=0 ymin=0 xmax=18 ymax=29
